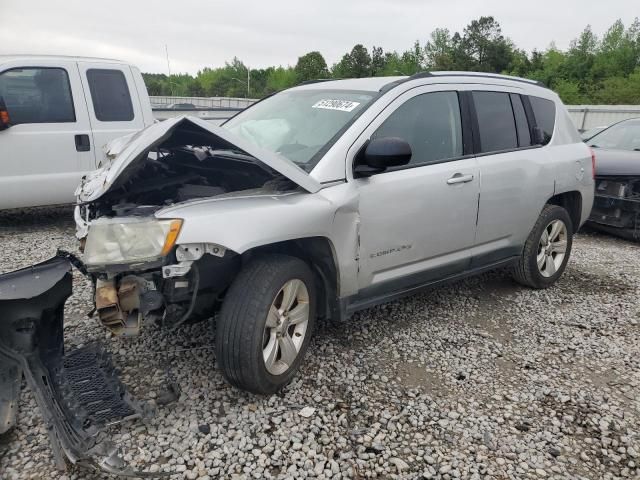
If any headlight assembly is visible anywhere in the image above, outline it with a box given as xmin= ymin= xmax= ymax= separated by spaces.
xmin=83 ymin=218 xmax=182 ymax=266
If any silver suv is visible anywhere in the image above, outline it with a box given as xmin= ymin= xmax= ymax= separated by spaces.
xmin=75 ymin=72 xmax=595 ymax=394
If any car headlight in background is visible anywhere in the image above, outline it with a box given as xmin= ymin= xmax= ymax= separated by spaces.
xmin=83 ymin=218 xmax=183 ymax=266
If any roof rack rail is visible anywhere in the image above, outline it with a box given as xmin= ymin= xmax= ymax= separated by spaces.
xmin=297 ymin=78 xmax=338 ymax=86
xmin=407 ymin=71 xmax=434 ymax=80
xmin=380 ymin=70 xmax=546 ymax=92
xmin=379 ymin=72 xmax=432 ymax=92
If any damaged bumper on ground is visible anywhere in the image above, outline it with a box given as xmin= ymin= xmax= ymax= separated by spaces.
xmin=588 ymin=176 xmax=640 ymax=241
xmin=0 ymin=255 xmax=163 ymax=476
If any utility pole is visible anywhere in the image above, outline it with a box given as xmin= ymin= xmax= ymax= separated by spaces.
xmin=247 ymin=65 xmax=250 ymax=99
xmin=165 ymin=44 xmax=173 ymax=96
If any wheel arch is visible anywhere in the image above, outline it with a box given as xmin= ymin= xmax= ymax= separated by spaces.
xmin=547 ymin=190 xmax=583 ymax=232
xmin=242 ymin=237 xmax=341 ymax=322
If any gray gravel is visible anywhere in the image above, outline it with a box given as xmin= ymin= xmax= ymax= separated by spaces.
xmin=0 ymin=207 xmax=638 ymax=480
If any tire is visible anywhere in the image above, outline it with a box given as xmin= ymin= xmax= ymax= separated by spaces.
xmin=513 ymin=204 xmax=574 ymax=289
xmin=216 ymin=254 xmax=316 ymax=394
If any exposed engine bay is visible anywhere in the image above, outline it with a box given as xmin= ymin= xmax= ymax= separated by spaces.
xmin=589 ymin=176 xmax=640 ymax=241
xmin=79 ymin=119 xmax=298 ymax=222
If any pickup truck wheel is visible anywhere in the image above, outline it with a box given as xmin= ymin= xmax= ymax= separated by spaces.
xmin=216 ymin=255 xmax=316 ymax=394
xmin=513 ymin=204 xmax=573 ymax=289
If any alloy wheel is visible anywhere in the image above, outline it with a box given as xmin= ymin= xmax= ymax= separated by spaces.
xmin=262 ymin=279 xmax=310 ymax=375
xmin=537 ymin=219 xmax=568 ymax=277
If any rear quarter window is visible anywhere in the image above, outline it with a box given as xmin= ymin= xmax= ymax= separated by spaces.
xmin=529 ymin=96 xmax=556 ymax=145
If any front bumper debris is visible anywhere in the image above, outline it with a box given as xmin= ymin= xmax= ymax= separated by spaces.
xmin=588 ymin=177 xmax=640 ymax=241
xmin=0 ymin=255 xmax=166 ymax=476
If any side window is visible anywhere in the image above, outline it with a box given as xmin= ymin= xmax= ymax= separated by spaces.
xmin=473 ymin=91 xmax=518 ymax=153
xmin=0 ymin=67 xmax=75 ymax=125
xmin=372 ymin=91 xmax=463 ymax=166
xmin=529 ymin=96 xmax=556 ymax=145
xmin=86 ymin=69 xmax=134 ymax=122
xmin=510 ymin=94 xmax=531 ymax=147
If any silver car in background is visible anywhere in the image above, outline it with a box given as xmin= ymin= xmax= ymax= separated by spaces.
xmin=73 ymin=71 xmax=595 ymax=394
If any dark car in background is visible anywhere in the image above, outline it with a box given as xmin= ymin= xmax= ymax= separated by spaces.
xmin=586 ymin=118 xmax=640 ymax=240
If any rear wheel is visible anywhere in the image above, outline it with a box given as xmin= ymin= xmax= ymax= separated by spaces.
xmin=216 ymin=254 xmax=316 ymax=394
xmin=513 ymin=204 xmax=573 ymax=289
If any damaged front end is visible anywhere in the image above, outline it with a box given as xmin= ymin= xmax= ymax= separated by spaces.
xmin=0 ymin=256 xmax=162 ymax=476
xmin=75 ymin=116 xmax=320 ymax=337
xmin=588 ymin=176 xmax=640 ymax=241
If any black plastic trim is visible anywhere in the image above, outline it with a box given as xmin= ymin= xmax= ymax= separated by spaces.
xmin=345 ymin=256 xmax=518 ymax=315
xmin=473 ymin=144 xmax=543 ymax=158
xmin=464 ymin=91 xmax=482 ymax=154
xmin=458 ymin=91 xmax=475 ymax=156
xmin=297 ymin=78 xmax=339 ymax=86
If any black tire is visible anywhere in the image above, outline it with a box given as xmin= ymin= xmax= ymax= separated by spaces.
xmin=216 ymin=254 xmax=316 ymax=394
xmin=513 ymin=204 xmax=574 ymax=289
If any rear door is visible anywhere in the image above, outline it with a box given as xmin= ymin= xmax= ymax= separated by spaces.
xmin=0 ymin=59 xmax=94 ymax=208
xmin=77 ymin=62 xmax=146 ymax=166
xmin=469 ymin=87 xmax=555 ymax=266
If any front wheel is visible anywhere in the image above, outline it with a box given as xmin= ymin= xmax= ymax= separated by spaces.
xmin=216 ymin=254 xmax=316 ymax=394
xmin=513 ymin=204 xmax=573 ymax=289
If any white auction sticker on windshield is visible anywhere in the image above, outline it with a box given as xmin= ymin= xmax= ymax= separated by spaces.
xmin=312 ymin=99 xmax=361 ymax=112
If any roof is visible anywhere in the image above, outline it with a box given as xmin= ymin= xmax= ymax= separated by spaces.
xmin=292 ymin=71 xmax=547 ymax=94
xmin=0 ymin=54 xmax=126 ymax=65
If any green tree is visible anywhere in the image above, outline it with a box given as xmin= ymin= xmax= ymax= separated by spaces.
xmin=400 ymin=40 xmax=425 ymax=74
xmin=333 ymin=44 xmax=372 ymax=78
xmin=425 ymin=28 xmax=454 ymax=70
xmin=592 ymin=20 xmax=639 ymax=80
xmin=142 ymin=17 xmax=640 ymax=104
xmin=264 ymin=66 xmax=297 ymax=94
xmin=294 ymin=51 xmax=329 ymax=82
xmin=461 ymin=16 xmax=514 ymax=72
xmin=562 ymin=25 xmax=598 ymax=85
xmin=371 ymin=46 xmax=386 ymax=76
xmin=592 ymin=67 xmax=640 ymax=103
xmin=554 ymin=79 xmax=585 ymax=104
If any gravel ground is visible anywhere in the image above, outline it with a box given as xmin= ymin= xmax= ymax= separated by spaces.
xmin=0 ymin=207 xmax=638 ymax=480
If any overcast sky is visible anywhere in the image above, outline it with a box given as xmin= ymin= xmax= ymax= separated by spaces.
xmin=1 ymin=0 xmax=637 ymax=74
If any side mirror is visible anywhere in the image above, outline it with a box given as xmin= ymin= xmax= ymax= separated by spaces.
xmin=531 ymin=126 xmax=544 ymax=145
xmin=0 ymin=97 xmax=10 ymax=131
xmin=354 ymin=137 xmax=412 ymax=177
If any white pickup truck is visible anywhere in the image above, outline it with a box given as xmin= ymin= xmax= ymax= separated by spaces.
xmin=0 ymin=55 xmax=155 ymax=209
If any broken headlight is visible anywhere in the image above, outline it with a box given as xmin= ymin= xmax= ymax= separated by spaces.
xmin=83 ymin=218 xmax=182 ymax=266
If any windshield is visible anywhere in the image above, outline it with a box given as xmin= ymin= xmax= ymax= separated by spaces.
xmin=223 ymin=89 xmax=376 ymax=171
xmin=588 ymin=119 xmax=640 ymax=151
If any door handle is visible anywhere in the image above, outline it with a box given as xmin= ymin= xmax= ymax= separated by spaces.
xmin=75 ymin=134 xmax=91 ymax=152
xmin=447 ymin=173 xmax=474 ymax=185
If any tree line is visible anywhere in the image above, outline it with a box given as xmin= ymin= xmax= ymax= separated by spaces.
xmin=143 ymin=16 xmax=640 ymax=104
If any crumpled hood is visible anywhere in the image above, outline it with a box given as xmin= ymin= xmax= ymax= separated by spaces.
xmin=594 ymin=148 xmax=640 ymax=177
xmin=75 ymin=116 xmax=321 ymax=203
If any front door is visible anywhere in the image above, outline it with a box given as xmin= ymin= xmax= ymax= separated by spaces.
xmin=0 ymin=60 xmax=95 ymax=208
xmin=353 ymin=87 xmax=480 ymax=297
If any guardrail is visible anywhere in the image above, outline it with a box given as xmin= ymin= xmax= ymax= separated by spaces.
xmin=150 ymin=96 xmax=257 ymax=109
xmin=566 ymin=105 xmax=640 ymax=130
